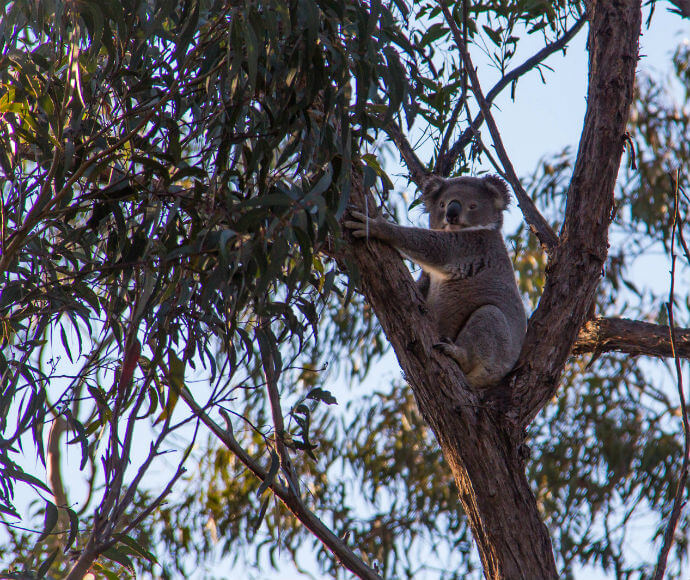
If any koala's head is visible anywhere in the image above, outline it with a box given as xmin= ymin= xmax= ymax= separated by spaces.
xmin=420 ymin=175 xmax=511 ymax=231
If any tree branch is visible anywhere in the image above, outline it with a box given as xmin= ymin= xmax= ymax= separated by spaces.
xmin=260 ymin=319 xmax=301 ymax=497
xmin=382 ymin=121 xmax=428 ymax=187
xmin=573 ymin=317 xmax=690 ymax=358
xmin=653 ymin=175 xmax=690 ymax=580
xmin=178 ymin=387 xmax=383 ymax=580
xmin=438 ymin=14 xmax=587 ymax=177
xmin=440 ymin=0 xmax=559 ymax=254
xmin=512 ymin=1 xmax=642 ymax=428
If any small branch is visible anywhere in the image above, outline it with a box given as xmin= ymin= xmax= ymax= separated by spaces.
xmin=382 ymin=122 xmax=428 ymax=187
xmin=573 ymin=317 xmax=690 ymax=359
xmin=436 ymin=98 xmax=466 ymax=171
xmin=179 ymin=387 xmax=383 ymax=580
xmin=46 ymin=416 xmax=68 ymax=516
xmin=439 ymin=0 xmax=558 ymax=253
xmin=653 ymin=174 xmax=690 ymax=580
xmin=260 ymin=319 xmax=301 ymax=497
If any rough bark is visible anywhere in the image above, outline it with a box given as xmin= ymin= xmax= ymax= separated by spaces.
xmin=345 ymin=1 xmax=642 ymax=578
xmin=574 ymin=317 xmax=690 ymax=358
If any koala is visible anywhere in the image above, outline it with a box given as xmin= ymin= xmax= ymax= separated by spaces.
xmin=345 ymin=174 xmax=527 ymax=388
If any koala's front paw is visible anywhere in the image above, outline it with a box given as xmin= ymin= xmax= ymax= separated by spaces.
xmin=344 ymin=210 xmax=377 ymax=238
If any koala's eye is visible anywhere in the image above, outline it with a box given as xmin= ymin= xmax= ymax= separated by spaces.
xmin=439 ymin=201 xmax=445 ymax=209
xmin=469 ymin=202 xmax=478 ymax=210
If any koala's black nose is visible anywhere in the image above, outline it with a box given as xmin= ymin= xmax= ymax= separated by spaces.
xmin=445 ymin=200 xmax=462 ymax=224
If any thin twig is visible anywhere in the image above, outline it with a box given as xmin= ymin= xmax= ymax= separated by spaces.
xmin=382 ymin=121 xmax=428 ymax=186
xmin=437 ymin=0 xmax=469 ymax=172
xmin=654 ymin=173 xmax=690 ymax=580
xmin=260 ymin=319 xmax=301 ymax=497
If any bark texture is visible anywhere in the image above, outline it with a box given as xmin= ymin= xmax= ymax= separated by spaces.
xmin=574 ymin=317 xmax=690 ymax=358
xmin=345 ymin=1 xmax=642 ymax=578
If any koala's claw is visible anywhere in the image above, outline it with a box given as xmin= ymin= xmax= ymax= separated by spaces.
xmin=349 ymin=210 xmax=369 ymax=221
xmin=344 ymin=220 xmax=368 ymax=238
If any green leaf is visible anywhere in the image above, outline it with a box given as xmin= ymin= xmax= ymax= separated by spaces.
xmin=118 ymin=534 xmax=158 ymax=565
xmin=306 ymin=387 xmax=337 ymax=405
xmin=102 ymin=546 xmax=135 ymax=574
xmin=251 ymin=495 xmax=271 ymax=537
xmin=36 ymin=548 xmax=59 ymax=578
xmin=257 ymin=451 xmax=280 ymax=496
xmin=155 ymin=350 xmax=185 ymax=425
xmin=59 ymin=323 xmax=73 ymax=363
xmin=244 ymin=14 xmax=259 ymax=89
xmin=37 ymin=500 xmax=58 ymax=543
xmin=482 ymin=24 xmax=503 ymax=47
xmin=421 ymin=23 xmax=449 ymax=46
xmin=65 ymin=508 xmax=79 ymax=552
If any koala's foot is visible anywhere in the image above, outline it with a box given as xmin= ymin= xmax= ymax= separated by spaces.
xmin=433 ymin=340 xmax=496 ymax=388
xmin=433 ymin=340 xmax=469 ymax=367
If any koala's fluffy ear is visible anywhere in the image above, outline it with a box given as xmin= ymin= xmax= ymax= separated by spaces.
xmin=420 ymin=174 xmax=446 ymax=210
xmin=482 ymin=175 xmax=511 ymax=210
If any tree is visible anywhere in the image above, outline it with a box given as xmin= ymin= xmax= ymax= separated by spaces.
xmin=1 ymin=0 xmax=689 ymax=579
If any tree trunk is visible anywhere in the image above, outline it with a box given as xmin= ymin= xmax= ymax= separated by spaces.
xmin=344 ymin=1 xmax=642 ymax=578
xmin=346 ymin=177 xmax=558 ymax=577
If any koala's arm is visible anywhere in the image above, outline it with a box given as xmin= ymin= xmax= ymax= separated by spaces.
xmin=345 ymin=211 xmax=461 ymax=271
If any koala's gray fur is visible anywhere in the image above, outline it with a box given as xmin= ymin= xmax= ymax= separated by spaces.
xmin=345 ymin=174 xmax=527 ymax=388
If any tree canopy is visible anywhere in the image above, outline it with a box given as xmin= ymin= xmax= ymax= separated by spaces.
xmin=1 ymin=1 xmax=689 ymax=579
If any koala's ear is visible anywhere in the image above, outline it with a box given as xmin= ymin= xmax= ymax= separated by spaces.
xmin=420 ymin=174 xmax=446 ymax=210
xmin=482 ymin=175 xmax=511 ymax=210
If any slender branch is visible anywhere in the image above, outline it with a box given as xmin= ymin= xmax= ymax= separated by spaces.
xmin=436 ymin=97 xmax=465 ymax=171
xmin=179 ymin=387 xmax=383 ymax=580
xmin=46 ymin=417 xmax=68 ymax=508
xmin=437 ymin=0 xmax=469 ymax=169
xmin=439 ymin=0 xmax=559 ymax=253
xmin=260 ymin=319 xmax=301 ymax=497
xmin=439 ymin=14 xmax=587 ymax=176
xmin=573 ymin=317 xmax=690 ymax=359
xmin=653 ymin=175 xmax=690 ymax=580
xmin=382 ymin=122 xmax=428 ymax=187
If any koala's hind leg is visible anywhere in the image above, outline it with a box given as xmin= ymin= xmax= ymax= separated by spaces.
xmin=434 ymin=305 xmax=514 ymax=387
